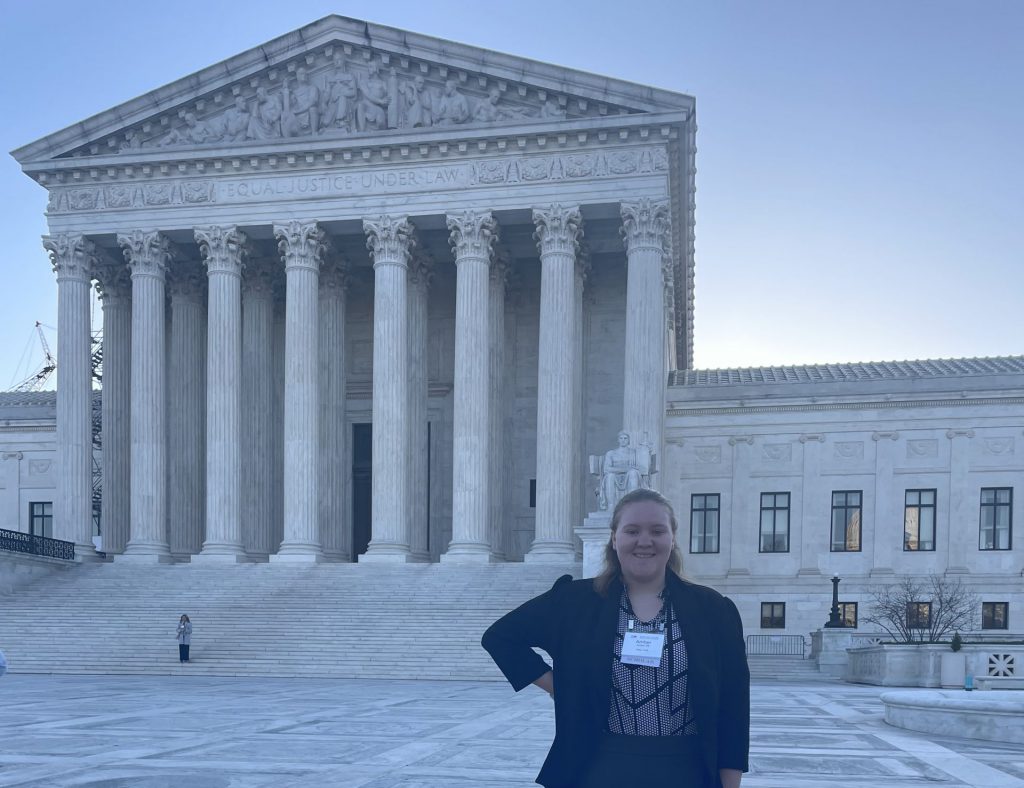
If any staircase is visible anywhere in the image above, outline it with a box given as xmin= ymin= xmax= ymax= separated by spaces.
xmin=0 ymin=562 xmax=578 ymax=680
xmin=747 ymin=655 xmax=830 ymax=682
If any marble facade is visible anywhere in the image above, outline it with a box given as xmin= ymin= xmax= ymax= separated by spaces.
xmin=12 ymin=15 xmax=691 ymax=565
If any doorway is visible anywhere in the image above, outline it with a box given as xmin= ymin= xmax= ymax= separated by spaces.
xmin=351 ymin=423 xmax=372 ymax=559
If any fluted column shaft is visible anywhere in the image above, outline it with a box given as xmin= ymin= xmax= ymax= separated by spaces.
xmin=119 ymin=230 xmax=172 ymax=559
xmin=319 ymin=260 xmax=348 ymax=560
xmin=407 ymin=253 xmax=432 ymax=561
xmin=272 ymin=221 xmax=325 ymax=561
xmin=167 ymin=269 xmax=206 ymax=557
xmin=361 ymin=215 xmax=415 ymax=562
xmin=95 ymin=267 xmax=131 ymax=555
xmin=195 ymin=226 xmax=247 ymax=561
xmin=571 ymin=255 xmax=587 ymax=547
xmin=488 ymin=255 xmax=509 ymax=560
xmin=527 ymin=206 xmax=582 ymax=562
xmin=44 ymin=235 xmax=97 ymax=559
xmin=443 ymin=211 xmax=497 ymax=562
xmin=242 ymin=263 xmax=276 ymax=558
xmin=621 ymin=198 xmax=671 ymax=461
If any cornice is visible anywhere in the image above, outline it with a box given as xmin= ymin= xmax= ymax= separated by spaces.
xmin=24 ymin=113 xmax=684 ymax=185
xmin=667 ymin=396 xmax=1024 ymax=418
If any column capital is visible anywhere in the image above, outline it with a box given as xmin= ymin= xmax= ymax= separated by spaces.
xmin=409 ymin=247 xmax=435 ymax=288
xmin=118 ymin=230 xmax=172 ymax=280
xmin=243 ymin=257 xmax=278 ymax=301
xmin=166 ymin=260 xmax=206 ymax=302
xmin=195 ymin=225 xmax=248 ymax=277
xmin=93 ymin=255 xmax=132 ymax=305
xmin=447 ymin=209 xmax=498 ymax=262
xmin=364 ymin=215 xmax=415 ymax=268
xmin=490 ymin=243 xmax=512 ymax=289
xmin=532 ymin=204 xmax=582 ymax=257
xmin=620 ymin=197 xmax=671 ymax=254
xmin=274 ymin=220 xmax=325 ymax=273
xmin=320 ymin=253 xmax=349 ymax=294
xmin=43 ymin=234 xmax=97 ymax=283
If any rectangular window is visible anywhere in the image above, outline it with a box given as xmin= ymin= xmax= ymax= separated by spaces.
xmin=838 ymin=602 xmax=858 ymax=628
xmin=979 ymin=487 xmax=1012 ymax=550
xmin=529 ymin=479 xmax=536 ymax=508
xmin=904 ymin=489 xmax=936 ymax=551
xmin=759 ymin=492 xmax=790 ymax=553
xmin=760 ymin=602 xmax=786 ymax=629
xmin=29 ymin=502 xmax=53 ymax=538
xmin=690 ymin=494 xmax=720 ymax=553
xmin=831 ymin=490 xmax=862 ymax=552
xmin=982 ymin=602 xmax=1009 ymax=630
xmin=907 ymin=601 xmax=932 ymax=630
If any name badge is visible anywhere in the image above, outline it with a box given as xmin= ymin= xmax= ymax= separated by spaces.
xmin=620 ymin=621 xmax=665 ymax=667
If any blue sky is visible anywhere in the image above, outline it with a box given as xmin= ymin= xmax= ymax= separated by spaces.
xmin=1 ymin=0 xmax=1021 ymax=386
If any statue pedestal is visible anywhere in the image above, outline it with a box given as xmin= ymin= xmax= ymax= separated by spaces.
xmin=575 ymin=512 xmax=611 ymax=578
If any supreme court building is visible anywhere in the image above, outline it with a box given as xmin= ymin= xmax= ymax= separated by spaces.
xmin=9 ymin=16 xmax=1023 ymax=636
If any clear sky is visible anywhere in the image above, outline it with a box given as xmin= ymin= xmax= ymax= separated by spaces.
xmin=1 ymin=0 xmax=1021 ymax=387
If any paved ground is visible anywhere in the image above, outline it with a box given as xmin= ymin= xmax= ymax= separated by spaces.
xmin=0 ymin=675 xmax=1022 ymax=787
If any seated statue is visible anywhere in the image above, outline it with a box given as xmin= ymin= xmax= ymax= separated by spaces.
xmin=592 ymin=431 xmax=655 ymax=511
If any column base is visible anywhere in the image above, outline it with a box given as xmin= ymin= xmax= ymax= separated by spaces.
xmin=191 ymin=551 xmax=252 ymax=564
xmin=524 ymin=542 xmax=576 ymax=563
xmin=269 ymin=552 xmax=326 ymax=564
xmin=359 ymin=551 xmax=415 ymax=564
xmin=441 ymin=548 xmax=496 ymax=564
xmin=115 ymin=552 xmax=175 ymax=564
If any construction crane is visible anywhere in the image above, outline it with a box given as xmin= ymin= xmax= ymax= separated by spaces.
xmin=8 ymin=322 xmax=56 ymax=392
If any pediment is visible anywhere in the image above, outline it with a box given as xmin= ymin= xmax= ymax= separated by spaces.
xmin=13 ymin=15 xmax=693 ymax=166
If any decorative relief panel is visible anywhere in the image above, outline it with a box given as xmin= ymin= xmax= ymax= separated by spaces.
xmin=982 ymin=437 xmax=1015 ymax=456
xmin=834 ymin=441 xmax=864 ymax=461
xmin=907 ymin=439 xmax=938 ymax=459
xmin=47 ymin=147 xmax=668 ymax=215
xmin=67 ymin=47 xmax=634 ymax=158
xmin=694 ymin=446 xmax=721 ymax=464
xmin=761 ymin=443 xmax=792 ymax=463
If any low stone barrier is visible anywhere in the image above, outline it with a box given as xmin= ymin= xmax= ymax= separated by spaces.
xmin=848 ymin=644 xmax=1024 ymax=687
xmin=882 ymin=690 xmax=1024 ymax=744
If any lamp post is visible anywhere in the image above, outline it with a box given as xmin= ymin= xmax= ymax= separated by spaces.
xmin=824 ymin=574 xmax=844 ymax=628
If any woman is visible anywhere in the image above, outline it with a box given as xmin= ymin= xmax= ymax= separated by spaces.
xmin=482 ymin=488 xmax=749 ymax=788
xmin=176 ymin=615 xmax=192 ymax=663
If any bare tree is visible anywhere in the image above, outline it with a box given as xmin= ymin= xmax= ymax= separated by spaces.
xmin=862 ymin=575 xmax=980 ymax=644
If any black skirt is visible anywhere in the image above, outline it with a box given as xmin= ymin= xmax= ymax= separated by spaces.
xmin=577 ymin=732 xmax=711 ymax=788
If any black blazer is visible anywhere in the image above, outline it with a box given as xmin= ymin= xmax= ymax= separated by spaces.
xmin=482 ymin=572 xmax=749 ymax=788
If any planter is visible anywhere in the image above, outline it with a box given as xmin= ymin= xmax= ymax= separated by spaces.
xmin=940 ymin=651 xmax=967 ymax=688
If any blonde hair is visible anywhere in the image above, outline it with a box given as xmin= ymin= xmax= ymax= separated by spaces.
xmin=593 ymin=488 xmax=684 ymax=595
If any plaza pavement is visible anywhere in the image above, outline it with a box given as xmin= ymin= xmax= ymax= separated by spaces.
xmin=0 ymin=674 xmax=1021 ymax=787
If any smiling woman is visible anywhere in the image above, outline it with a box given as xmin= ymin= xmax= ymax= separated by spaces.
xmin=482 ymin=488 xmax=750 ymax=788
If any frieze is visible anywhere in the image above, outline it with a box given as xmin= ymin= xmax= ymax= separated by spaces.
xmin=45 ymin=147 xmax=668 ymax=215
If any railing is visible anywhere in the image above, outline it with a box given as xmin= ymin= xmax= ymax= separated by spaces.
xmin=746 ymin=634 xmax=806 ymax=657
xmin=0 ymin=528 xmax=75 ymax=561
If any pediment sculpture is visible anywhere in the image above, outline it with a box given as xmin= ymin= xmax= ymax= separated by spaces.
xmin=589 ymin=431 xmax=657 ymax=512
xmin=107 ymin=53 xmax=576 ymax=155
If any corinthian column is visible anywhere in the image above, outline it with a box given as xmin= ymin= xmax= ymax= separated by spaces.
xmin=194 ymin=226 xmax=248 ymax=562
xmin=360 ymin=215 xmax=415 ymax=562
xmin=166 ymin=262 xmax=206 ymax=558
xmin=527 ymin=205 xmax=582 ymax=562
xmin=488 ymin=248 xmax=511 ymax=560
xmin=271 ymin=220 xmax=325 ymax=561
xmin=319 ymin=253 xmax=349 ymax=561
xmin=442 ymin=210 xmax=498 ymax=562
xmin=407 ymin=249 xmax=433 ymax=562
xmin=93 ymin=260 xmax=132 ymax=555
xmin=621 ymin=198 xmax=671 ymax=464
xmin=43 ymin=234 xmax=98 ymax=560
xmin=118 ymin=230 xmax=173 ymax=560
xmin=242 ymin=259 xmax=276 ymax=560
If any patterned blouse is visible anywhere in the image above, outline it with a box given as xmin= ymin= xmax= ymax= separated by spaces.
xmin=607 ymin=587 xmax=698 ymax=736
